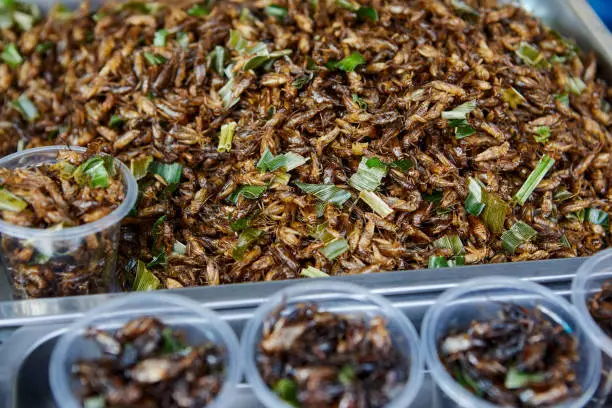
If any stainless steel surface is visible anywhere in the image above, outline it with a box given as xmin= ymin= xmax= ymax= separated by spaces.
xmin=0 ymin=0 xmax=610 ymax=406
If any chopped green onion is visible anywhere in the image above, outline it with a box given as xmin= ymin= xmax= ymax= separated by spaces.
xmin=464 ymin=177 xmax=486 ymax=216
xmin=1 ymin=43 xmax=22 ymax=68
xmin=230 ymin=216 xmax=251 ymax=232
xmin=424 ymin=190 xmax=443 ymax=205
xmin=442 ymin=101 xmax=476 ymax=120
xmin=554 ymin=189 xmax=574 ymax=202
xmin=503 ymin=87 xmax=526 ymax=109
xmin=92 ymin=12 xmax=105 ymax=22
xmin=515 ymin=42 xmax=547 ymax=68
xmin=292 ymin=71 xmax=314 ymax=89
xmin=154 ymin=29 xmax=168 ymax=47
xmin=364 ymin=157 xmax=413 ymax=172
xmin=505 ymin=367 xmax=546 ymax=390
xmin=309 ymin=223 xmax=335 ymax=243
xmin=265 ymin=5 xmax=288 ymax=20
xmin=147 ymin=250 xmax=167 ymax=268
xmin=567 ymin=76 xmax=586 ymax=95
xmin=143 ymin=51 xmax=166 ymax=65
xmin=534 ymin=126 xmax=550 ymax=143
xmin=206 ymin=46 xmax=225 ymax=75
xmin=0 ymin=188 xmax=27 ymax=212
xmin=176 ymin=32 xmax=189 ymax=48
xmin=454 ymin=368 xmax=483 ymax=396
xmin=150 ymin=161 xmax=182 ymax=191
xmin=481 ymin=192 xmax=508 ymax=235
xmin=219 ymin=78 xmax=239 ymax=109
xmin=567 ymin=209 xmax=586 ymax=223
xmin=12 ymin=3 xmax=41 ymax=31
xmin=256 ymin=148 xmax=309 ymax=172
xmin=560 ymin=234 xmax=571 ymax=249
xmin=273 ymin=379 xmax=299 ymax=406
xmin=335 ymin=0 xmax=360 ymax=12
xmin=172 ymin=240 xmax=187 ymax=255
xmin=187 ymin=3 xmax=209 ymax=17
xmin=301 ymin=266 xmax=329 ymax=278
xmin=50 ymin=161 xmax=76 ymax=179
xmin=501 ymin=221 xmax=537 ymax=254
xmin=228 ymin=185 xmax=266 ymax=204
xmin=51 ymin=3 xmax=73 ymax=20
xmin=83 ymin=396 xmax=106 ymax=408
xmin=513 ymin=154 xmax=555 ymax=206
xmin=319 ymin=238 xmax=349 ymax=260
xmin=349 ymin=157 xmax=388 ymax=192
xmin=451 ymin=0 xmax=479 ymax=16
xmin=120 ymin=2 xmax=162 ymax=14
xmin=295 ymin=182 xmax=351 ymax=207
xmin=555 ymin=93 xmax=569 ymax=107
xmin=133 ymin=260 xmax=161 ymax=291
xmin=35 ymin=42 xmax=53 ymax=53
xmin=326 ymin=52 xmax=365 ymax=72
xmin=228 ymin=30 xmax=248 ymax=52
xmin=130 ymin=155 xmax=153 ymax=181
xmin=73 ymin=156 xmax=111 ymax=189
xmin=338 ymin=365 xmax=355 ymax=385
xmin=449 ymin=256 xmax=465 ymax=267
xmin=428 ymin=256 xmax=449 ymax=269
xmin=454 ymin=122 xmax=476 ymax=139
xmin=585 ymin=208 xmax=609 ymax=227
xmin=434 ymin=235 xmax=465 ymax=255
xmin=108 ymin=114 xmax=124 ymax=128
xmin=352 ymin=93 xmax=368 ymax=110
xmin=217 ymin=121 xmax=237 ymax=153
xmin=232 ymin=228 xmax=263 ymax=260
xmin=11 ymin=94 xmax=39 ymax=122
xmin=357 ymin=6 xmax=377 ymax=21
xmin=359 ymin=191 xmax=393 ymax=218
xmin=161 ymin=327 xmax=188 ymax=353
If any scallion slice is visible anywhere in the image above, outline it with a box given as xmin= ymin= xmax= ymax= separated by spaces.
xmin=176 ymin=32 xmax=189 ymax=48
xmin=265 ymin=5 xmax=288 ymax=20
xmin=434 ymin=235 xmax=465 ymax=255
xmin=133 ymin=260 xmax=161 ymax=291
xmin=73 ymin=156 xmax=111 ymax=189
xmin=356 ymin=6 xmax=377 ymax=21
xmin=505 ymin=368 xmax=546 ymax=390
xmin=292 ymin=71 xmax=315 ymax=89
xmin=352 ymin=93 xmax=368 ymax=110
xmin=555 ymin=93 xmax=570 ymax=107
xmin=295 ymin=182 xmax=351 ymax=207
xmin=187 ymin=3 xmax=209 ymax=17
xmin=464 ymin=177 xmax=485 ymax=216
xmin=585 ymin=208 xmax=609 ymax=227
xmin=143 ymin=51 xmax=166 ymax=65
xmin=228 ymin=185 xmax=266 ymax=204
xmin=301 ymin=266 xmax=329 ymax=278
xmin=232 ymin=228 xmax=263 ymax=260
xmin=349 ymin=157 xmax=387 ymax=192
xmin=219 ymin=78 xmax=239 ymax=109
xmin=502 ymin=87 xmax=526 ymax=109
xmin=501 ymin=221 xmax=537 ymax=254
xmin=1 ymin=43 xmax=22 ymax=68
xmin=319 ymin=238 xmax=349 ymax=260
xmin=534 ymin=126 xmax=550 ymax=143
xmin=326 ymin=52 xmax=365 ymax=72
xmin=428 ymin=256 xmax=449 ymax=269
xmin=11 ymin=94 xmax=39 ymax=122
xmin=154 ymin=29 xmax=168 ymax=47
xmin=560 ymin=234 xmax=571 ymax=249
xmin=150 ymin=161 xmax=182 ymax=191
xmin=217 ymin=121 xmax=237 ymax=153
xmin=442 ymin=101 xmax=476 ymax=120
xmin=130 ymin=156 xmax=153 ymax=181
xmin=513 ymin=154 xmax=555 ymax=206
xmin=567 ymin=76 xmax=586 ymax=95
xmin=359 ymin=191 xmax=393 ymax=218
xmin=481 ymin=192 xmax=508 ymax=235
xmin=515 ymin=42 xmax=547 ymax=68
xmin=0 ymin=188 xmax=27 ymax=212
xmin=172 ymin=240 xmax=187 ymax=255
xmin=256 ymin=148 xmax=309 ymax=172
xmin=451 ymin=0 xmax=479 ymax=16
xmin=108 ymin=114 xmax=124 ymax=128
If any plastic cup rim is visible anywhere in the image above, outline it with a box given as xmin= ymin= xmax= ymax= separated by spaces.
xmin=241 ymin=280 xmax=425 ymax=408
xmin=0 ymin=145 xmax=138 ymax=240
xmin=48 ymin=292 xmax=242 ymax=408
xmin=571 ymin=248 xmax=612 ymax=356
xmin=421 ymin=275 xmax=602 ymax=408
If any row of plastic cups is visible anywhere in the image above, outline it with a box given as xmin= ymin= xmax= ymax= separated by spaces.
xmin=49 ymin=250 xmax=612 ymax=408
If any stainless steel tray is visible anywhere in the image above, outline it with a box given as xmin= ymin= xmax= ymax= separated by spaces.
xmin=0 ymin=0 xmax=610 ymax=406
xmin=0 ymin=258 xmax=584 ymax=408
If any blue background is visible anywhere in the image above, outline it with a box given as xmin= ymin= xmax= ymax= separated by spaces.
xmin=589 ymin=0 xmax=612 ymax=30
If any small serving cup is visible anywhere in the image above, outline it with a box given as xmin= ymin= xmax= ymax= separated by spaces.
xmin=421 ymin=276 xmax=601 ymax=408
xmin=241 ymin=281 xmax=424 ymax=408
xmin=571 ymin=249 xmax=612 ymax=407
xmin=49 ymin=292 xmax=241 ymax=408
xmin=0 ymin=146 xmax=137 ymax=299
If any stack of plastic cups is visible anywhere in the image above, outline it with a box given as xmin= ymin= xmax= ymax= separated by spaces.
xmin=422 ymin=276 xmax=602 ymax=408
xmin=572 ymin=249 xmax=612 ymax=407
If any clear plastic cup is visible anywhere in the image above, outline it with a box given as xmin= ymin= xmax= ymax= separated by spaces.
xmin=241 ymin=281 xmax=424 ymax=408
xmin=421 ymin=276 xmax=601 ymax=408
xmin=49 ymin=292 xmax=241 ymax=408
xmin=571 ymin=249 xmax=612 ymax=407
xmin=0 ymin=146 xmax=138 ymax=299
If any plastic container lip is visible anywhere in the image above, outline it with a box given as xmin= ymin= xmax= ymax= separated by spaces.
xmin=49 ymin=292 xmax=242 ymax=408
xmin=0 ymin=145 xmax=138 ymax=240
xmin=241 ymin=280 xmax=425 ymax=408
xmin=571 ymin=249 xmax=612 ymax=356
xmin=421 ymin=276 xmax=602 ymax=408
